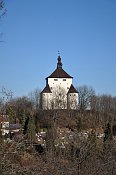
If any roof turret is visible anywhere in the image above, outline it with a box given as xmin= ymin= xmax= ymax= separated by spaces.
xmin=46 ymin=55 xmax=73 ymax=79
xmin=57 ymin=55 xmax=62 ymax=69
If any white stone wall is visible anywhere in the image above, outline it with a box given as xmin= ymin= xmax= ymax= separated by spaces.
xmin=52 ymin=86 xmax=67 ymax=109
xmin=48 ymin=78 xmax=72 ymax=93
xmin=42 ymin=93 xmax=53 ymax=109
xmin=42 ymin=77 xmax=78 ymax=110
xmin=67 ymin=93 xmax=78 ymax=109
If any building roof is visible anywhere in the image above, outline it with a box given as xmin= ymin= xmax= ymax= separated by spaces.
xmin=0 ymin=114 xmax=9 ymax=123
xmin=68 ymin=84 xmax=78 ymax=93
xmin=9 ymin=123 xmax=21 ymax=130
xmin=41 ymin=84 xmax=52 ymax=93
xmin=46 ymin=56 xmax=73 ymax=79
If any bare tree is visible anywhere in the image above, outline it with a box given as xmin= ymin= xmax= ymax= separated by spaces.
xmin=0 ymin=87 xmax=13 ymax=114
xmin=28 ymin=88 xmax=41 ymax=111
xmin=77 ymin=85 xmax=95 ymax=111
xmin=91 ymin=94 xmax=116 ymax=127
xmin=0 ymin=97 xmax=4 ymax=113
xmin=4 ymin=95 xmax=33 ymax=126
xmin=0 ymin=0 xmax=6 ymax=18
xmin=1 ymin=87 xmax=13 ymax=101
xmin=0 ymin=0 xmax=4 ymax=17
xmin=0 ymin=0 xmax=6 ymax=43
xmin=52 ymin=86 xmax=67 ymax=109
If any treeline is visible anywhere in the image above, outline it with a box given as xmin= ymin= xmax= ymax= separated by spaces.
xmin=0 ymin=85 xmax=116 ymax=146
xmin=0 ymin=86 xmax=116 ymax=130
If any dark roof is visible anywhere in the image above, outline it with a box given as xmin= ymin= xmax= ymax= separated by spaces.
xmin=68 ymin=84 xmax=78 ymax=93
xmin=9 ymin=123 xmax=21 ymax=130
xmin=46 ymin=68 xmax=73 ymax=79
xmin=41 ymin=84 xmax=52 ymax=93
xmin=4 ymin=123 xmax=21 ymax=131
xmin=46 ymin=56 xmax=73 ymax=79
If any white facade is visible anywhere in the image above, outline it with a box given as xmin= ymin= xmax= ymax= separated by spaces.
xmin=67 ymin=93 xmax=79 ymax=109
xmin=42 ymin=93 xmax=53 ymax=110
xmin=47 ymin=77 xmax=72 ymax=93
xmin=41 ymin=56 xmax=78 ymax=110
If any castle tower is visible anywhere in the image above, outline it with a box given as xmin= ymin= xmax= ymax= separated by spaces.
xmin=41 ymin=55 xmax=78 ymax=110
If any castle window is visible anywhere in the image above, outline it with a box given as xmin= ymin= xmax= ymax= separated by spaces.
xmin=63 ymin=79 xmax=66 ymax=81
xmin=54 ymin=79 xmax=58 ymax=81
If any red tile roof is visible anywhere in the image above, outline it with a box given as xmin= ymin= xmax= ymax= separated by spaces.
xmin=41 ymin=84 xmax=52 ymax=93
xmin=68 ymin=84 xmax=78 ymax=93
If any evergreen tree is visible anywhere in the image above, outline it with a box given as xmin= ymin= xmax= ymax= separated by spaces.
xmin=77 ymin=116 xmax=82 ymax=132
xmin=88 ymin=130 xmax=97 ymax=144
xmin=112 ymin=124 xmax=116 ymax=136
xmin=27 ymin=113 xmax=36 ymax=143
xmin=0 ymin=123 xmax=3 ymax=143
xmin=45 ymin=115 xmax=56 ymax=155
xmin=23 ymin=116 xmax=29 ymax=134
xmin=104 ymin=122 xmax=112 ymax=142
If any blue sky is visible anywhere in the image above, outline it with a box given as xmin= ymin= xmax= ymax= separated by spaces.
xmin=0 ymin=0 xmax=116 ymax=97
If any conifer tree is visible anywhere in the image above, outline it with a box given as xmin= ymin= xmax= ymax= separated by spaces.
xmin=0 ymin=124 xmax=3 ymax=143
xmin=27 ymin=113 xmax=36 ymax=143
xmin=88 ymin=130 xmax=96 ymax=144
xmin=77 ymin=116 xmax=82 ymax=132
xmin=104 ymin=122 xmax=112 ymax=142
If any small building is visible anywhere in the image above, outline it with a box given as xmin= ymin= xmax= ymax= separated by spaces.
xmin=0 ymin=114 xmax=21 ymax=136
xmin=0 ymin=114 xmax=9 ymax=135
xmin=41 ymin=55 xmax=78 ymax=110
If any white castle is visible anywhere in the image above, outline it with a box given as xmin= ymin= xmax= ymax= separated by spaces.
xmin=41 ymin=55 xmax=78 ymax=110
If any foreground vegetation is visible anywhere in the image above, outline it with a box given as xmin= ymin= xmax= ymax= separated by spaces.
xmin=0 ymin=129 xmax=116 ymax=175
xmin=0 ymin=86 xmax=116 ymax=174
